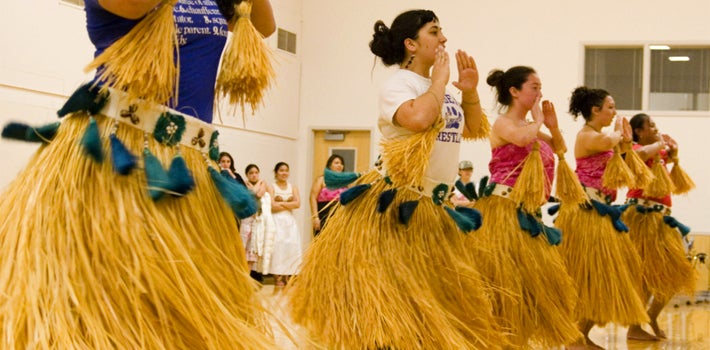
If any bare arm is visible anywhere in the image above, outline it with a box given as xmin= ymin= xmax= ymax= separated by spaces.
xmin=453 ymin=50 xmax=483 ymax=138
xmin=250 ymin=0 xmax=276 ymax=38
xmin=309 ymin=176 xmax=324 ymax=229
xmin=393 ymin=46 xmax=449 ymax=132
xmin=281 ymin=185 xmax=301 ymax=210
xmin=97 ymin=0 xmax=162 ymax=19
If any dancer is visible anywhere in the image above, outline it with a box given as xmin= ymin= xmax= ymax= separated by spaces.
xmin=0 ymin=0 xmax=277 ymax=348
xmin=625 ymin=113 xmax=696 ymax=340
xmin=466 ymin=66 xmax=582 ymax=348
xmin=557 ymin=87 xmax=653 ymax=348
xmin=288 ymin=9 xmax=503 ymax=349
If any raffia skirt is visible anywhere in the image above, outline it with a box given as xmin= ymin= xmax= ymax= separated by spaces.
xmin=623 ymin=207 xmax=695 ymax=303
xmin=287 ymin=170 xmax=505 ymax=350
xmin=467 ymin=194 xmax=581 ymax=348
xmin=0 ymin=105 xmax=275 ymax=349
xmin=556 ymin=203 xmax=649 ymax=325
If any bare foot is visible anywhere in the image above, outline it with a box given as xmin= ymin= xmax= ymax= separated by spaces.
xmin=627 ymin=325 xmax=660 ymax=341
xmin=650 ymin=321 xmax=667 ymax=339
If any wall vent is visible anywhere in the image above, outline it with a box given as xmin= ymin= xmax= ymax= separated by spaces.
xmin=277 ymin=28 xmax=297 ymax=54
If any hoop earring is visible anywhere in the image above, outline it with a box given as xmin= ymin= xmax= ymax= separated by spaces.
xmin=404 ymin=55 xmax=415 ymax=69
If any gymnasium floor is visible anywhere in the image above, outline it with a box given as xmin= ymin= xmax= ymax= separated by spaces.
xmin=261 ymin=286 xmax=710 ymax=349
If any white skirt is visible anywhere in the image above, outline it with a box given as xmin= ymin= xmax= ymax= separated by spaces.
xmin=269 ymin=210 xmax=302 ymax=275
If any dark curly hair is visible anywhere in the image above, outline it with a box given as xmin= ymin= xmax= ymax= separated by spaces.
xmin=568 ymin=86 xmax=610 ymax=121
xmin=486 ymin=66 xmax=536 ymax=107
xmin=369 ymin=9 xmax=438 ymax=66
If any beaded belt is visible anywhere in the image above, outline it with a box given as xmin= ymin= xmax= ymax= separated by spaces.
xmin=626 ymin=197 xmax=671 ymax=215
xmin=100 ymin=88 xmax=217 ymax=154
xmin=490 ymin=183 xmax=513 ymax=199
xmin=584 ymin=186 xmax=609 ymax=204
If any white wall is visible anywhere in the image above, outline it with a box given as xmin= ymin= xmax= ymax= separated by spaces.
xmin=1 ymin=0 xmax=708 ymax=238
xmin=299 ymin=0 xmax=710 ymax=234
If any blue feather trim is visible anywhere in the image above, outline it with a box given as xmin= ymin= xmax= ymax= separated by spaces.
xmin=377 ymin=188 xmax=397 ymax=213
xmin=664 ymin=215 xmax=691 ymax=236
xmin=167 ymin=154 xmax=195 ymax=195
xmin=398 ymin=200 xmax=419 ymax=225
xmin=445 ymin=206 xmax=482 ymax=233
xmin=209 ymin=167 xmax=257 ymax=219
xmin=339 ymin=183 xmax=370 ymax=205
xmin=109 ymin=134 xmax=137 ymax=175
xmin=57 ymin=83 xmax=109 ymax=118
xmin=143 ymin=148 xmax=171 ymax=200
xmin=80 ymin=117 xmax=103 ymax=163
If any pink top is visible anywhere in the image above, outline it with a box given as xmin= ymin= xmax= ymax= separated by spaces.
xmin=317 ymin=186 xmax=347 ymax=203
xmin=626 ymin=145 xmax=672 ymax=207
xmin=576 ymin=150 xmax=617 ymax=201
xmin=489 ymin=140 xmax=555 ymax=198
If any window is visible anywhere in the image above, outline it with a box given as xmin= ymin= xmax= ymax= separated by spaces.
xmin=277 ymin=28 xmax=297 ymax=54
xmin=585 ymin=45 xmax=710 ymax=112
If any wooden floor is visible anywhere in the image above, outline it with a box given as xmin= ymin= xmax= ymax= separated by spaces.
xmin=260 ymin=287 xmax=710 ymax=349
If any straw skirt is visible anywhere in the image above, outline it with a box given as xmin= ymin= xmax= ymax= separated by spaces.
xmin=556 ymin=203 xmax=649 ymax=325
xmin=288 ymin=170 xmax=504 ymax=350
xmin=0 ymin=112 xmax=275 ymax=349
xmin=467 ymin=195 xmax=581 ymax=348
xmin=623 ymin=208 xmax=695 ymax=302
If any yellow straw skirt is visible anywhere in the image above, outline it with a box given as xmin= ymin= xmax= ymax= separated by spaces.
xmin=467 ymin=195 xmax=581 ymax=348
xmin=623 ymin=208 xmax=695 ymax=303
xmin=556 ymin=204 xmax=649 ymax=326
xmin=288 ymin=170 xmax=505 ymax=350
xmin=0 ymin=113 xmax=275 ymax=349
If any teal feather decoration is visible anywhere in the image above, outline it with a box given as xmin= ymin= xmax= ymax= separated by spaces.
xmin=208 ymin=130 xmax=220 ymax=161
xmin=209 ymin=167 xmax=257 ymax=219
xmin=517 ymin=209 xmax=542 ymax=237
xmin=1 ymin=122 xmax=30 ymax=140
xmin=80 ymin=117 xmax=103 ymax=163
xmin=3 ymin=122 xmax=60 ymax=143
xmin=109 ymin=134 xmax=137 ymax=175
xmin=143 ymin=148 xmax=171 ymax=200
xmin=543 ymin=225 xmax=562 ymax=245
xmin=339 ymin=183 xmax=371 ymax=205
xmin=664 ymin=215 xmax=691 ymax=236
xmin=57 ymin=83 xmax=109 ymax=117
xmin=445 ymin=206 xmax=481 ymax=233
xmin=324 ymin=168 xmax=360 ymax=189
xmin=456 ymin=206 xmax=482 ymax=230
xmin=477 ymin=176 xmax=489 ymax=198
xmin=167 ymin=154 xmax=195 ymax=195
xmin=398 ymin=200 xmax=419 ymax=225
xmin=377 ymin=188 xmax=397 ymax=213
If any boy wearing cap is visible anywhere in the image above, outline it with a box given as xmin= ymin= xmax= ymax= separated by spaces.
xmin=452 ymin=160 xmax=477 ymax=207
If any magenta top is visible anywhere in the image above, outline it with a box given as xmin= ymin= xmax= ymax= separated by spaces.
xmin=576 ymin=150 xmax=616 ymax=200
xmin=317 ymin=186 xmax=347 ymax=203
xmin=489 ymin=140 xmax=555 ymax=198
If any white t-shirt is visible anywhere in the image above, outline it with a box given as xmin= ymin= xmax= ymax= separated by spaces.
xmin=378 ymin=69 xmax=463 ymax=192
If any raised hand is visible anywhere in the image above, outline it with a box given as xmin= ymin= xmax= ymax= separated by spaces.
xmin=452 ymin=50 xmax=479 ymax=93
xmin=531 ymin=96 xmax=544 ymax=124
xmin=620 ymin=117 xmax=632 ymax=142
xmin=662 ymin=134 xmax=678 ymax=150
xmin=541 ymin=100 xmax=559 ymax=130
xmin=430 ymin=45 xmax=450 ymax=86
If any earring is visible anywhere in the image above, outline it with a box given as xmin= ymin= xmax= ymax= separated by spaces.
xmin=404 ymin=55 xmax=415 ymax=69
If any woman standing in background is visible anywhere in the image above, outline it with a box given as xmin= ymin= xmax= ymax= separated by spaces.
xmin=269 ymin=161 xmax=302 ymax=292
xmin=309 ymin=154 xmax=347 ymax=236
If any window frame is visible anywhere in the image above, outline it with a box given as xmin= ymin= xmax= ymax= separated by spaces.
xmin=581 ymin=41 xmax=710 ymax=118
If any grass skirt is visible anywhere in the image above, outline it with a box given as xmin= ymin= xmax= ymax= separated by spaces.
xmin=556 ymin=204 xmax=649 ymax=326
xmin=467 ymin=195 xmax=581 ymax=348
xmin=623 ymin=208 xmax=696 ymax=302
xmin=287 ymin=170 xmax=505 ymax=349
xmin=0 ymin=113 xmax=275 ymax=349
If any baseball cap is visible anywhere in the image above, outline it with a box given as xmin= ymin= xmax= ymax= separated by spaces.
xmin=458 ymin=160 xmax=473 ymax=170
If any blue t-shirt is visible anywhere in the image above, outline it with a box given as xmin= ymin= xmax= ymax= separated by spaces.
xmin=84 ymin=0 xmax=228 ymax=123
